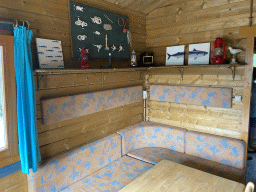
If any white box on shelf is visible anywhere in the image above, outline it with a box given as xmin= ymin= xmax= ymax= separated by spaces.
xmin=36 ymin=38 xmax=64 ymax=69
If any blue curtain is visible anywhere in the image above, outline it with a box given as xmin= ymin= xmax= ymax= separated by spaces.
xmin=14 ymin=26 xmax=41 ymax=174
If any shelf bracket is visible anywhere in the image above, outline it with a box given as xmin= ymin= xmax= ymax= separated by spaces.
xmin=228 ymin=66 xmax=236 ymax=81
xmin=178 ymin=67 xmax=184 ymax=80
xmin=36 ymin=73 xmax=45 ymax=91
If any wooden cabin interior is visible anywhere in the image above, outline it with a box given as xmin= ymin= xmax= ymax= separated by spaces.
xmin=1 ymin=0 xmax=256 ymax=191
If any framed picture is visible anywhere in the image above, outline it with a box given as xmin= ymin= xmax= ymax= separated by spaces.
xmin=166 ymin=45 xmax=185 ymax=66
xmin=36 ymin=38 xmax=65 ymax=69
xmin=188 ymin=43 xmax=210 ymax=65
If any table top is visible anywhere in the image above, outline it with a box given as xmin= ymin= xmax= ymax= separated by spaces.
xmin=119 ymin=160 xmax=245 ymax=192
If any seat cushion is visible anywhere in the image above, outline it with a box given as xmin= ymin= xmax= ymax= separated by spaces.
xmin=185 ymin=131 xmax=245 ymax=169
xmin=127 ymin=147 xmax=245 ymax=183
xmin=28 ymin=134 xmax=122 ymax=192
xmin=61 ymin=156 xmax=153 ymax=192
xmin=117 ymin=121 xmax=186 ymax=155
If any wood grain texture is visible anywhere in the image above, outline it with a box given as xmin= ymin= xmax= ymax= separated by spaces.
xmin=103 ymin=0 xmax=170 ymax=14
xmin=240 ymin=33 xmax=255 ymax=167
xmin=146 ymin=0 xmax=251 ymax=65
xmin=40 ymin=113 xmax=143 ymax=159
xmin=35 ymin=70 xmax=144 ymax=160
xmin=38 ymin=102 xmax=143 ymax=146
xmin=0 ymin=0 xmax=146 ymax=69
xmin=119 ymin=160 xmax=245 ymax=192
xmin=146 ymin=68 xmax=245 ymax=139
xmin=0 ymin=171 xmax=28 ymax=192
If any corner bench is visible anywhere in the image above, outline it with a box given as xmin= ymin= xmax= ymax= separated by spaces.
xmin=28 ymin=86 xmax=246 ymax=191
xmin=28 ymin=122 xmax=245 ymax=192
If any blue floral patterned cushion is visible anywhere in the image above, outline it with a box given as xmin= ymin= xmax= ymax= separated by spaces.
xmin=28 ymin=134 xmax=122 ymax=192
xmin=150 ymin=85 xmax=232 ymax=108
xmin=42 ymin=86 xmax=143 ymax=125
xmin=117 ymin=121 xmax=186 ymax=155
xmin=185 ymin=131 xmax=245 ymax=169
xmin=128 ymin=147 xmax=245 ymax=183
xmin=60 ymin=156 xmax=153 ymax=192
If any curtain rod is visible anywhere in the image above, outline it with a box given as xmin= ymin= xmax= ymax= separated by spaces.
xmin=0 ymin=18 xmax=30 ymax=29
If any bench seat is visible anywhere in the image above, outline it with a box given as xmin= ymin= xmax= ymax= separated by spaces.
xmin=28 ymin=134 xmax=122 ymax=192
xmin=127 ymin=147 xmax=245 ymax=183
xmin=117 ymin=121 xmax=186 ymax=155
xmin=61 ymin=156 xmax=153 ymax=192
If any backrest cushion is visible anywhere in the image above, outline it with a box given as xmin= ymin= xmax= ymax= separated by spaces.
xmin=185 ymin=131 xmax=245 ymax=169
xmin=28 ymin=133 xmax=122 ymax=192
xmin=117 ymin=121 xmax=186 ymax=155
xmin=150 ymin=85 xmax=232 ymax=108
xmin=42 ymin=86 xmax=143 ymax=125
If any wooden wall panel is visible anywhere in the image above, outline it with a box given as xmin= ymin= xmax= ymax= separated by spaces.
xmin=0 ymin=171 xmax=28 ymax=192
xmin=0 ymin=0 xmax=146 ymax=69
xmin=146 ymin=66 xmax=245 ymax=139
xmin=146 ymin=0 xmax=252 ymax=65
xmin=35 ymin=70 xmax=145 ymax=160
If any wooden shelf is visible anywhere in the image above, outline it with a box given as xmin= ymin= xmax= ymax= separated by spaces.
xmin=33 ymin=67 xmax=149 ymax=75
xmin=148 ymin=63 xmax=246 ymax=69
xmin=147 ymin=63 xmax=246 ymax=80
xmin=34 ymin=64 xmax=246 ymax=74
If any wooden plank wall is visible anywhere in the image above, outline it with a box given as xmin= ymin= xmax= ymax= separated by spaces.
xmin=0 ymin=0 xmax=146 ymax=69
xmin=146 ymin=0 xmax=254 ymax=65
xmin=146 ymin=65 xmax=245 ymax=140
xmin=0 ymin=171 xmax=28 ymax=192
xmin=35 ymin=69 xmax=146 ymax=160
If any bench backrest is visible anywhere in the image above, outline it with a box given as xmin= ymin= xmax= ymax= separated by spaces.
xmin=41 ymin=86 xmax=143 ymax=125
xmin=118 ymin=121 xmax=186 ymax=155
xmin=185 ymin=131 xmax=245 ymax=169
xmin=28 ymin=134 xmax=122 ymax=192
xmin=150 ymin=85 xmax=232 ymax=108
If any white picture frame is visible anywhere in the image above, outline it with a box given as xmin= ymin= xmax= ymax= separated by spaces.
xmin=188 ymin=43 xmax=210 ymax=65
xmin=166 ymin=45 xmax=185 ymax=66
xmin=36 ymin=38 xmax=65 ymax=69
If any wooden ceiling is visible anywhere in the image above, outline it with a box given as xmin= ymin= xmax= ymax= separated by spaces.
xmin=104 ymin=0 xmax=171 ymax=14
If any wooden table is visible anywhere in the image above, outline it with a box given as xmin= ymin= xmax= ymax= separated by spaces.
xmin=119 ymin=160 xmax=245 ymax=192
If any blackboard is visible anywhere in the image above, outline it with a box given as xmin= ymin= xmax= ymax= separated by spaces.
xmin=70 ymin=1 xmax=130 ymax=59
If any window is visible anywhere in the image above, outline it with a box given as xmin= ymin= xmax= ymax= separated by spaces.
xmin=0 ymin=46 xmax=6 ymax=151
xmin=0 ymin=35 xmax=19 ymax=168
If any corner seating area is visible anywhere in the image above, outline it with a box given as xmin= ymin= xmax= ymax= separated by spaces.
xmin=28 ymin=86 xmax=246 ymax=192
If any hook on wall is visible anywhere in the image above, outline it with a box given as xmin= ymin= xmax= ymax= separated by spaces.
xmin=13 ymin=19 xmax=18 ymax=28
xmin=20 ymin=20 xmax=25 ymax=26
xmin=26 ymin=20 xmax=30 ymax=29
xmin=178 ymin=67 xmax=184 ymax=81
